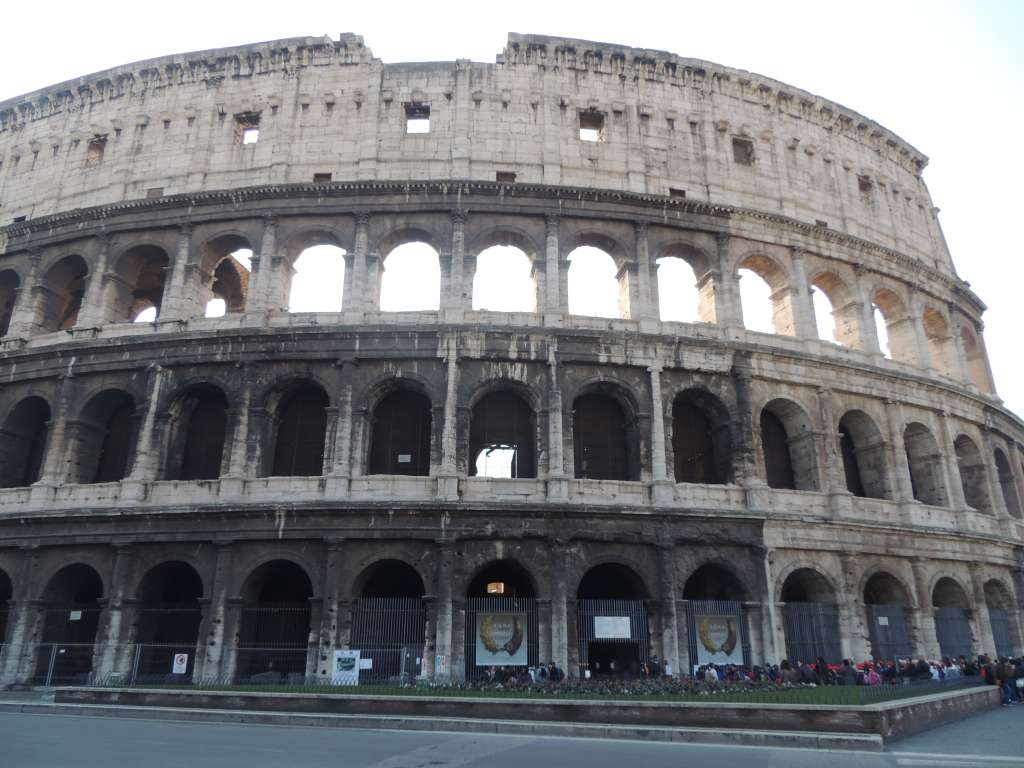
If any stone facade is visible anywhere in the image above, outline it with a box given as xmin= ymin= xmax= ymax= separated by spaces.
xmin=0 ymin=34 xmax=1020 ymax=685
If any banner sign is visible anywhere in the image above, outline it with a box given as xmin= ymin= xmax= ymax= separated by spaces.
xmin=475 ymin=613 xmax=527 ymax=666
xmin=695 ymin=614 xmax=743 ymax=665
xmin=333 ymin=650 xmax=361 ymax=685
xmin=594 ymin=616 xmax=631 ymax=639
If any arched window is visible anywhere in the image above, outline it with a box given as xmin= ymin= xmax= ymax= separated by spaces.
xmin=922 ymin=307 xmax=956 ymax=377
xmin=683 ymin=563 xmax=746 ymax=601
xmin=759 ymin=399 xmax=817 ymax=491
xmin=954 ymin=434 xmax=991 ymax=513
xmin=165 ymin=385 xmax=229 ymax=481
xmin=932 ymin=577 xmax=973 ymax=660
xmin=572 ymin=391 xmax=637 ymax=481
xmin=738 ymin=254 xmax=792 ymax=335
xmin=656 ymin=257 xmax=699 ymax=323
xmin=994 ymin=449 xmax=1022 ymax=519
xmin=469 ymin=390 xmax=535 ymax=478
xmin=810 ymin=272 xmax=860 ymax=347
xmin=468 ymin=560 xmax=536 ymax=599
xmin=351 ymin=560 xmax=428 ymax=681
xmin=76 ymin=390 xmax=136 ymax=484
xmin=34 ymin=564 xmax=103 ymax=685
xmin=903 ymin=422 xmax=948 ymax=506
xmin=270 ymin=383 xmax=328 ymax=477
xmin=288 ymin=244 xmax=346 ymax=313
xmin=959 ymin=326 xmax=991 ymax=392
xmin=872 ymin=288 xmax=913 ymax=363
xmin=863 ymin=573 xmax=913 ymax=661
xmin=576 ymin=563 xmax=650 ymax=678
xmin=780 ymin=568 xmax=842 ymax=664
xmin=0 ymin=270 xmax=20 ymax=337
xmin=113 ymin=245 xmax=170 ymax=323
xmin=37 ymin=255 xmax=87 ymax=332
xmin=369 ymin=390 xmax=432 ymax=475
xmin=236 ymin=560 xmax=313 ymax=682
xmin=205 ymin=249 xmax=251 ymax=317
xmin=380 ymin=242 xmax=440 ymax=311
xmin=134 ymin=562 xmax=203 ymax=681
xmin=837 ymin=410 xmax=889 ymax=499
xmin=984 ymin=580 xmax=1018 ymax=659
xmin=472 ymin=246 xmax=535 ymax=312
xmin=0 ymin=568 xmax=11 ymax=645
xmin=567 ymin=246 xmax=621 ymax=319
xmin=671 ymin=390 xmax=731 ymax=484
xmin=465 ymin=560 xmax=538 ymax=679
xmin=0 ymin=396 xmax=50 ymax=487
xmin=761 ymin=410 xmax=795 ymax=489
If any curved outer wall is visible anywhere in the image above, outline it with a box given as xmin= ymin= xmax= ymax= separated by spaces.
xmin=0 ymin=34 xmax=1019 ymax=684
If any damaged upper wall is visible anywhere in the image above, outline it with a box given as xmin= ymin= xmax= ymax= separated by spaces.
xmin=0 ymin=33 xmax=953 ymax=275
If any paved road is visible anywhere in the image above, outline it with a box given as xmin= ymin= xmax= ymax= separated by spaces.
xmin=2 ymin=708 xmax=1022 ymax=768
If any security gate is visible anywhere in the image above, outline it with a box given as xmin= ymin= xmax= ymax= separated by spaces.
xmin=577 ymin=599 xmax=649 ymax=678
xmin=865 ymin=604 xmax=913 ymax=661
xmin=350 ymin=597 xmax=426 ymax=682
xmin=464 ymin=596 xmax=537 ymax=681
xmin=686 ymin=600 xmax=750 ymax=670
xmin=235 ymin=604 xmax=311 ymax=682
xmin=32 ymin=606 xmax=102 ymax=685
xmin=783 ymin=602 xmax=842 ymax=663
xmin=133 ymin=605 xmax=202 ymax=683
xmin=989 ymin=608 xmax=1015 ymax=659
xmin=934 ymin=606 xmax=973 ymax=660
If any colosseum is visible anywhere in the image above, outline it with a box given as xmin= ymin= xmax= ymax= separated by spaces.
xmin=0 ymin=32 xmax=1020 ymax=687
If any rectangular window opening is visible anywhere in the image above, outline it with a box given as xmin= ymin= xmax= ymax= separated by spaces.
xmin=145 ymin=187 xmax=164 ymax=199
xmin=405 ymin=103 xmax=430 ymax=134
xmin=496 ymin=171 xmax=517 ymax=183
xmin=313 ymin=173 xmax=332 ymax=183
xmin=84 ymin=135 xmax=108 ymax=168
xmin=858 ymin=175 xmax=874 ymax=196
xmin=579 ymin=110 xmax=605 ymax=142
xmin=669 ymin=187 xmax=687 ymax=199
xmin=12 ymin=216 xmax=26 ymax=223
xmin=732 ymin=136 xmax=755 ymax=166
xmin=235 ymin=112 xmax=261 ymax=145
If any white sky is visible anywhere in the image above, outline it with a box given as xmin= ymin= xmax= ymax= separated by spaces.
xmin=6 ymin=0 xmax=1022 ymax=417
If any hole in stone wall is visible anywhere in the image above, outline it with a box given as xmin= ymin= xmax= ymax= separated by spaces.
xmin=0 ymin=396 xmax=50 ymax=488
xmin=77 ymin=390 xmax=136 ymax=484
xmin=672 ymin=389 xmax=731 ymax=485
xmin=369 ymin=390 xmax=433 ymax=476
xmin=270 ymin=383 xmax=328 ymax=477
xmin=38 ymin=255 xmax=88 ymax=332
xmin=955 ymin=434 xmax=991 ymax=513
xmin=405 ymin=103 xmax=430 ymax=134
xmin=288 ymin=245 xmax=347 ymax=313
xmin=994 ymin=448 xmax=1022 ymax=519
xmin=205 ymin=249 xmax=252 ymax=317
xmin=838 ymin=410 xmax=888 ymax=500
xmin=0 ymin=270 xmax=20 ymax=336
xmin=568 ymin=247 xmax=620 ymax=319
xmin=472 ymin=246 xmax=535 ymax=313
xmin=732 ymin=137 xmax=754 ymax=165
xmin=470 ymin=390 xmax=535 ymax=479
xmin=811 ymin=286 xmax=837 ymax=343
xmin=380 ymin=242 xmax=440 ymax=311
xmin=167 ymin=385 xmax=229 ymax=481
xmin=656 ymin=257 xmax=699 ymax=323
xmin=738 ymin=267 xmax=775 ymax=334
xmin=573 ymin=392 xmax=636 ymax=481
xmin=903 ymin=422 xmax=947 ymax=507
xmin=578 ymin=111 xmax=605 ymax=142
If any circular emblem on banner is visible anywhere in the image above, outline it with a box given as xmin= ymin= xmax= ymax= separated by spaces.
xmin=480 ymin=615 xmax=525 ymax=656
xmin=698 ymin=616 xmax=738 ymax=655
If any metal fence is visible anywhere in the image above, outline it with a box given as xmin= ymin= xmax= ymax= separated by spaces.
xmin=463 ymin=596 xmax=538 ymax=681
xmin=865 ymin=604 xmax=914 ymax=662
xmin=235 ymin=604 xmax=310 ymax=683
xmin=576 ymin=599 xmax=650 ymax=678
xmin=988 ymin=609 xmax=1014 ymax=659
xmin=934 ymin=606 xmax=973 ymax=660
xmin=685 ymin=600 xmax=751 ymax=671
xmin=350 ymin=597 xmax=426 ymax=682
xmin=782 ymin=602 xmax=843 ymax=664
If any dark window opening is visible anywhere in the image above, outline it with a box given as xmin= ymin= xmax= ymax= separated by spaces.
xmin=359 ymin=560 xmax=425 ymax=598
xmin=0 ymin=270 xmax=20 ymax=337
xmin=496 ymin=171 xmax=517 ymax=183
xmin=579 ymin=111 xmax=606 ymax=142
xmin=84 ymin=135 xmax=107 ymax=168
xmin=34 ymin=564 xmax=103 ymax=685
xmin=313 ymin=173 xmax=332 ymax=183
xmin=92 ymin=400 xmax=136 ymax=483
xmin=573 ymin=392 xmax=635 ymax=481
xmin=0 ymin=396 xmax=50 ymax=487
xmin=668 ymin=187 xmax=687 ymax=199
xmin=12 ymin=216 xmax=26 ymax=223
xmin=672 ymin=391 xmax=731 ymax=484
xmin=839 ymin=424 xmax=865 ymax=497
xmin=115 ymin=245 xmax=170 ymax=323
xmin=577 ymin=563 xmax=647 ymax=600
xmin=167 ymin=387 xmax=228 ymax=481
xmin=236 ymin=560 xmax=313 ymax=682
xmin=761 ymin=409 xmax=796 ymax=489
xmin=145 ymin=187 xmax=164 ymax=198
xmin=39 ymin=255 xmax=88 ymax=332
xmin=235 ymin=112 xmax=261 ymax=144
xmin=815 ymin=219 xmax=829 ymax=228
xmin=858 ymin=175 xmax=874 ymax=198
xmin=134 ymin=562 xmax=203 ymax=681
xmin=468 ymin=561 xmax=535 ymax=598
xmin=271 ymin=384 xmax=328 ymax=477
xmin=405 ymin=103 xmax=430 ymax=134
xmin=369 ymin=390 xmax=432 ymax=476
xmin=731 ymin=136 xmax=754 ymax=165
xmin=683 ymin=563 xmax=746 ymax=601
xmin=470 ymin=391 xmax=535 ymax=479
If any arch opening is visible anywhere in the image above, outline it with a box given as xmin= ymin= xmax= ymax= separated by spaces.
xmin=76 ymin=390 xmax=136 ymax=484
xmin=984 ymin=579 xmax=1018 ymax=659
xmin=760 ymin=399 xmax=817 ymax=491
xmin=959 ymin=326 xmax=991 ymax=392
xmin=994 ymin=448 xmax=1022 ymax=519
xmin=236 ymin=560 xmax=313 ymax=683
xmin=379 ymin=242 xmax=440 ymax=312
xmin=465 ymin=560 xmax=539 ymax=679
xmin=368 ymin=389 xmax=432 ymax=476
xmin=0 ymin=396 xmax=50 ymax=488
xmin=811 ymin=272 xmax=860 ymax=348
xmin=352 ymin=560 xmax=428 ymax=682
xmin=269 ymin=382 xmax=328 ymax=477
xmin=288 ymin=244 xmax=346 ymax=313
xmin=472 ymin=246 xmax=536 ymax=313
xmin=738 ymin=254 xmax=791 ymax=336
xmin=781 ymin=568 xmax=842 ymax=664
xmin=34 ymin=564 xmax=103 ymax=685
xmin=903 ymin=422 xmax=948 ymax=506
xmin=872 ymin=289 xmax=913 ymax=363
xmin=164 ymin=385 xmax=229 ymax=481
xmin=656 ymin=256 xmax=699 ymax=323
xmin=567 ymin=246 xmax=622 ymax=319
xmin=0 ymin=270 xmax=20 ymax=337
xmin=683 ymin=563 xmax=746 ymax=602
xmin=922 ymin=307 xmax=957 ymax=378
xmin=205 ymin=247 xmax=252 ymax=317
xmin=467 ymin=561 xmax=536 ymax=599
xmin=134 ymin=561 xmax=203 ymax=682
xmin=37 ymin=255 xmax=87 ymax=333
xmin=469 ymin=390 xmax=536 ymax=479
xmin=863 ymin=572 xmax=913 ymax=661
xmin=576 ymin=563 xmax=650 ymax=678
xmin=838 ymin=410 xmax=889 ymax=500
xmin=114 ymin=245 xmax=170 ymax=323
xmin=572 ymin=391 xmax=638 ymax=481
xmin=954 ymin=434 xmax=991 ymax=513
xmin=672 ymin=390 xmax=731 ymax=485
xmin=932 ymin=577 xmax=973 ymax=660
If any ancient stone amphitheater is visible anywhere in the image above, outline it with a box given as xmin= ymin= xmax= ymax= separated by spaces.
xmin=0 ymin=33 xmax=1020 ymax=687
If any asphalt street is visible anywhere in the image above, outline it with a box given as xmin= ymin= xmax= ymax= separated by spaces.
xmin=2 ymin=707 xmax=1022 ymax=768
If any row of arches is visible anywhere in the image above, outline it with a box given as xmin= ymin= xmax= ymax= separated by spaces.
xmin=2 ymin=223 xmax=992 ymax=393
xmin=2 ymin=379 xmax=1020 ymax=518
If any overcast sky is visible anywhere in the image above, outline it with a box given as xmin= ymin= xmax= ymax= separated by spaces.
xmin=3 ymin=1 xmax=1021 ymax=417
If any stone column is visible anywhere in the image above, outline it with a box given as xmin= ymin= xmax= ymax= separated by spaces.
xmin=220 ymin=374 xmax=252 ymax=493
xmin=245 ymin=217 xmax=278 ymax=314
xmin=31 ymin=375 xmax=76 ymax=501
xmin=648 ymin=365 xmax=673 ymax=504
xmin=762 ymin=548 xmax=785 ymax=663
xmin=0 ymin=548 xmax=40 ymax=686
xmin=1007 ymin=442 xmax=1024 ymax=520
xmin=981 ymin=428 xmax=1011 ymax=520
xmin=838 ymin=553 xmax=870 ymax=661
xmin=219 ymin=597 xmax=244 ymax=683
xmin=441 ymin=211 xmax=468 ymax=317
xmin=433 ymin=540 xmax=454 ymax=681
xmin=93 ymin=545 xmax=135 ymax=681
xmin=732 ymin=357 xmax=761 ymax=488
xmin=550 ymin=540 xmax=569 ymax=674
xmin=543 ymin=214 xmax=564 ymax=317
xmin=191 ymin=543 xmax=233 ymax=682
xmin=546 ymin=346 xmax=567 ymax=499
xmin=968 ymin=563 xmax=997 ymax=658
xmin=789 ymin=249 xmax=818 ymax=340
xmin=436 ymin=336 xmax=459 ymax=500
xmin=910 ymin=558 xmax=940 ymax=659
xmin=884 ymin=399 xmax=914 ymax=505
xmin=852 ymin=265 xmax=882 ymax=356
xmin=74 ymin=234 xmax=111 ymax=328
xmin=714 ymin=234 xmax=744 ymax=333
xmin=344 ymin=213 xmax=370 ymax=316
xmin=5 ymin=250 xmax=42 ymax=341
xmin=158 ymin=225 xmax=194 ymax=322
xmin=938 ymin=411 xmax=968 ymax=510
xmin=657 ymin=542 xmax=681 ymax=676
xmin=123 ymin=365 xmax=170 ymax=498
xmin=633 ymin=223 xmax=657 ymax=323
xmin=816 ymin=387 xmax=850 ymax=512
xmin=327 ymin=364 xmax=355 ymax=496
xmin=909 ymin=293 xmax=934 ymax=373
xmin=315 ymin=539 xmax=344 ymax=680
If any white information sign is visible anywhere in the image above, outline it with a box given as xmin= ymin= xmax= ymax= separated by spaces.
xmin=69 ymin=610 xmax=82 ymax=621
xmin=333 ymin=650 xmax=361 ymax=685
xmin=594 ymin=616 xmax=632 ymax=639
xmin=172 ymin=653 xmax=189 ymax=674
xmin=694 ymin=614 xmax=744 ymax=665
xmin=878 ymin=616 xmax=889 ymax=626
xmin=358 ymin=657 xmax=373 ymax=670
